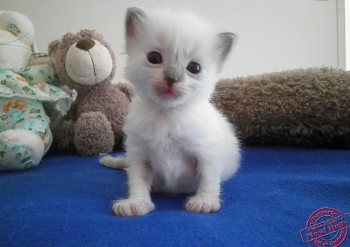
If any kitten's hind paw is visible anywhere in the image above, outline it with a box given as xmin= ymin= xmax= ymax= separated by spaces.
xmin=99 ymin=155 xmax=126 ymax=169
xmin=113 ymin=198 xmax=155 ymax=217
xmin=185 ymin=196 xmax=221 ymax=213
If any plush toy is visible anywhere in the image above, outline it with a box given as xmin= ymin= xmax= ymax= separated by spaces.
xmin=48 ymin=30 xmax=133 ymax=156
xmin=212 ymin=67 xmax=350 ymax=149
xmin=0 ymin=11 xmax=71 ymax=171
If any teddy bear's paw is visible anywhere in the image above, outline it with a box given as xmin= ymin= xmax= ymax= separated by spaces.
xmin=185 ymin=195 xmax=221 ymax=214
xmin=112 ymin=198 xmax=155 ymax=217
xmin=0 ymin=129 xmax=44 ymax=170
xmin=74 ymin=112 xmax=114 ymax=156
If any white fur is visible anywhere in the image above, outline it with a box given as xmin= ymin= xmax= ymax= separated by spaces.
xmin=0 ymin=30 xmax=32 ymax=71
xmin=99 ymin=155 xmax=126 ymax=169
xmin=0 ymin=11 xmax=34 ymax=46
xmin=100 ymin=8 xmax=240 ymax=216
xmin=0 ymin=11 xmax=34 ymax=72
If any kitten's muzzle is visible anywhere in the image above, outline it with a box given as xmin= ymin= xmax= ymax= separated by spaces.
xmin=163 ymin=66 xmax=183 ymax=85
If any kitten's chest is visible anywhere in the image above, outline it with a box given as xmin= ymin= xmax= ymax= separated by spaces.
xmin=131 ymin=107 xmax=190 ymax=157
xmin=129 ymin=108 xmax=185 ymax=147
xmin=144 ymin=122 xmax=197 ymax=192
xmin=126 ymin=102 xmax=203 ymax=192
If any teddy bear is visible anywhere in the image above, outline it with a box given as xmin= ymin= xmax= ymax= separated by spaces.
xmin=212 ymin=67 xmax=350 ymax=148
xmin=0 ymin=10 xmax=72 ymax=171
xmin=48 ymin=30 xmax=133 ymax=156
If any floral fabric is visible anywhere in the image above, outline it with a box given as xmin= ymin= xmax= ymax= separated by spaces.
xmin=0 ymin=97 xmax=52 ymax=170
xmin=0 ymin=97 xmax=52 ymax=150
xmin=0 ymin=65 xmax=72 ymax=170
xmin=0 ymin=66 xmax=72 ymax=115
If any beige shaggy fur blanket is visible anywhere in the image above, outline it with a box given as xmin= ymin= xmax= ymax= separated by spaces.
xmin=212 ymin=67 xmax=350 ymax=148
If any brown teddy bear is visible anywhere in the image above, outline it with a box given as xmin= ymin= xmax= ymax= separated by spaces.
xmin=212 ymin=67 xmax=350 ymax=149
xmin=48 ymin=30 xmax=133 ymax=156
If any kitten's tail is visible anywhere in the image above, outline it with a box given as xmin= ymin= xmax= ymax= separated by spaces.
xmin=99 ymin=155 xmax=126 ymax=169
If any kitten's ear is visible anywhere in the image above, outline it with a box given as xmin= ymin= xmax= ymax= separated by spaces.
xmin=125 ymin=7 xmax=146 ymax=40
xmin=216 ymin=32 xmax=237 ymax=65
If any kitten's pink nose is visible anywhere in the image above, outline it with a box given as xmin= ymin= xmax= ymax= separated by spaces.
xmin=164 ymin=77 xmax=178 ymax=87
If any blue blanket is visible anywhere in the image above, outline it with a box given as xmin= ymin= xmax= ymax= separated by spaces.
xmin=1 ymin=147 xmax=350 ymax=247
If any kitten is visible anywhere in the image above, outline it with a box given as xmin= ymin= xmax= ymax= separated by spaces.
xmin=100 ymin=7 xmax=240 ymax=216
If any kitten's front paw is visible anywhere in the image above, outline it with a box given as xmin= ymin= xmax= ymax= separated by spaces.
xmin=185 ymin=196 xmax=221 ymax=213
xmin=113 ymin=198 xmax=155 ymax=217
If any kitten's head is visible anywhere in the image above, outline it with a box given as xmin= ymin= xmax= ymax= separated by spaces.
xmin=125 ymin=7 xmax=236 ymax=108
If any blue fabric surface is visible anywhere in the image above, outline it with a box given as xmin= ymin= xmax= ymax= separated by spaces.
xmin=1 ymin=147 xmax=350 ymax=247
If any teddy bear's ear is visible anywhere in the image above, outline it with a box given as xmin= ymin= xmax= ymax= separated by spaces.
xmin=79 ymin=29 xmax=96 ymax=38
xmin=48 ymin=40 xmax=60 ymax=57
xmin=60 ymin=32 xmax=78 ymax=47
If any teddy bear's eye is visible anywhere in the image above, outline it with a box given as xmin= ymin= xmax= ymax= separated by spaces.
xmin=147 ymin=51 xmax=162 ymax=64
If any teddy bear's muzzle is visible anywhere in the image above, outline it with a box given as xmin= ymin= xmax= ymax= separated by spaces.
xmin=65 ymin=39 xmax=113 ymax=86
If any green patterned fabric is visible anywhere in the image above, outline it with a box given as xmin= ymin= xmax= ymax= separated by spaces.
xmin=20 ymin=63 xmax=58 ymax=86
xmin=0 ymin=66 xmax=72 ymax=170
xmin=0 ymin=66 xmax=71 ymax=115
xmin=0 ymin=97 xmax=52 ymax=151
xmin=0 ymin=136 xmax=43 ymax=171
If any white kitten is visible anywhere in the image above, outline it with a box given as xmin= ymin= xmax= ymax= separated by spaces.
xmin=100 ymin=7 xmax=240 ymax=216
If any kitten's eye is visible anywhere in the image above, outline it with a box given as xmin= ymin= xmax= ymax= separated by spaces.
xmin=147 ymin=51 xmax=162 ymax=64
xmin=186 ymin=62 xmax=201 ymax=74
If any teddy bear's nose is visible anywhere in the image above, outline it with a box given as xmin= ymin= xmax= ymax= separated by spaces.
xmin=76 ymin=38 xmax=95 ymax=51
